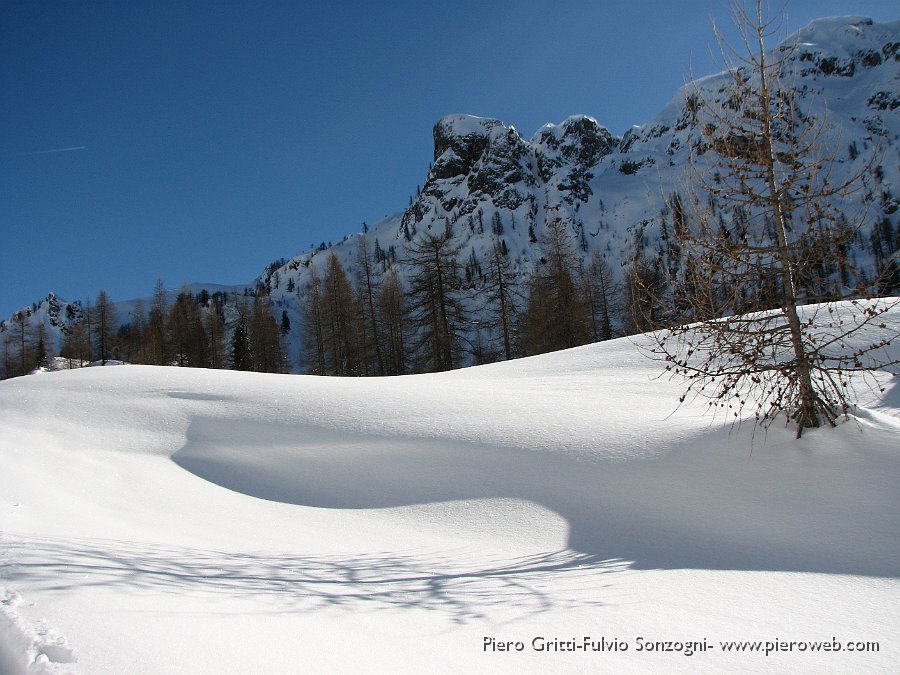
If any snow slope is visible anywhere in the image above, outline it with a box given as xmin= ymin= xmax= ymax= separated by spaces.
xmin=1 ymin=302 xmax=899 ymax=673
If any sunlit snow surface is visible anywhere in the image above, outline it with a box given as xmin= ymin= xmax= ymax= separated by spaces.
xmin=1 ymin=304 xmax=899 ymax=673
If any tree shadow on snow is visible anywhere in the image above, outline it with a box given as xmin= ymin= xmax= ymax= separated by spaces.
xmin=171 ymin=416 xmax=900 ymax=578
xmin=1 ymin=536 xmax=620 ymax=624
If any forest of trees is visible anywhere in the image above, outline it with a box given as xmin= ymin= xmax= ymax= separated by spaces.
xmin=0 ymin=212 xmax=633 ymax=379
xmin=297 ymin=224 xmax=639 ymax=376
xmin=2 ymin=183 xmax=897 ymax=383
xmin=1 ymin=282 xmax=288 ymax=379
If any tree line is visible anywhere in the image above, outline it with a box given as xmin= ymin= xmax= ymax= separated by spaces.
xmin=1 ymin=281 xmax=288 ymax=378
xmin=2 ymin=194 xmax=895 ymax=382
xmin=296 ymin=222 xmax=629 ymax=377
xmin=296 ymin=187 xmax=898 ymax=381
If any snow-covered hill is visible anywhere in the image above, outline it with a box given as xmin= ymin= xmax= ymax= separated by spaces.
xmin=1 ymin=301 xmax=898 ymax=672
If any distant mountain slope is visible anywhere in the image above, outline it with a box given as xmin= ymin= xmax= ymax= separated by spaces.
xmin=4 ymin=16 xmax=898 ymax=372
xmin=260 ymin=16 xmax=899 ymax=338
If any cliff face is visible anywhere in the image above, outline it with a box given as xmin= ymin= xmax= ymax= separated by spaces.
xmin=403 ymin=113 xmax=616 ymax=240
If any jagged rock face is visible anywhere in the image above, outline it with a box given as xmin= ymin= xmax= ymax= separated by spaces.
xmin=431 ymin=115 xmax=503 ymax=177
xmin=418 ymin=115 xmax=536 ymax=219
xmin=616 ymin=18 xmax=900 ymax=153
xmin=383 ymin=16 xmax=899 ymax=315
xmin=792 ymin=16 xmax=899 ymax=78
xmin=533 ymin=115 xmax=616 ymax=170
xmin=404 ymin=113 xmax=619 ymax=234
xmin=43 ymin=292 xmax=81 ymax=332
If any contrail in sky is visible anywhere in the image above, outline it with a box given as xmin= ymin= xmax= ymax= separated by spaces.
xmin=21 ymin=146 xmax=87 ymax=156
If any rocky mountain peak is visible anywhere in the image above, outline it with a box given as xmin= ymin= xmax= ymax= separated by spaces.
xmin=532 ymin=115 xmax=617 ymax=168
xmin=431 ymin=115 xmax=524 ymax=179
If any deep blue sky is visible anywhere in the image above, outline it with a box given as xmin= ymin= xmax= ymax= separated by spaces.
xmin=2 ymin=0 xmax=897 ymax=319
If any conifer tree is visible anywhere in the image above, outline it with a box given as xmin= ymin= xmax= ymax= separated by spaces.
xmin=250 ymin=288 xmax=286 ymax=373
xmin=204 ymin=304 xmax=227 ymax=369
xmin=11 ymin=311 xmax=30 ymax=376
xmin=623 ymin=254 xmax=670 ymax=335
xmin=2 ymin=332 xmax=15 ymax=379
xmin=34 ymin=323 xmax=51 ymax=370
xmin=170 ymin=288 xmax=208 ymax=367
xmin=230 ymin=295 xmax=252 ymax=371
xmin=144 ymin=279 xmax=171 ymax=365
xmin=92 ymin=290 xmax=118 ymax=365
xmin=405 ymin=229 xmax=468 ymax=371
xmin=482 ymin=239 xmax=522 ymax=360
xmin=583 ymin=251 xmax=619 ymax=341
xmin=378 ymin=267 xmax=410 ymax=375
xmin=300 ymin=267 xmax=327 ymax=375
xmin=60 ymin=316 xmax=91 ymax=368
xmin=355 ymin=234 xmax=386 ymax=375
xmin=520 ymin=216 xmax=590 ymax=355
xmin=121 ymin=298 xmax=146 ymax=364
xmin=320 ymin=252 xmax=360 ymax=375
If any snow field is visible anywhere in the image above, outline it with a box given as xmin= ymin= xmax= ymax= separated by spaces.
xmin=1 ymin=304 xmax=899 ymax=672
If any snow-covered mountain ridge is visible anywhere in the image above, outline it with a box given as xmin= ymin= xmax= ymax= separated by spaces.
xmin=3 ymin=15 xmax=899 ymax=370
xmin=260 ymin=15 xmax=899 ymax=333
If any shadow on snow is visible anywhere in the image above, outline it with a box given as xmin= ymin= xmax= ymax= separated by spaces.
xmin=170 ymin=416 xmax=900 ymax=579
xmin=1 ymin=536 xmax=619 ymax=624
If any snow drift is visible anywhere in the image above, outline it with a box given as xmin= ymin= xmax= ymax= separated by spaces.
xmin=1 ymin=302 xmax=899 ymax=672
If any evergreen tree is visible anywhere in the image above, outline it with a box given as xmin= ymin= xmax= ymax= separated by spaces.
xmin=378 ymin=267 xmax=410 ymax=375
xmin=250 ymin=289 xmax=286 ymax=373
xmin=34 ymin=323 xmax=51 ymax=370
xmin=520 ymin=217 xmax=590 ymax=355
xmin=230 ymin=296 xmax=252 ymax=371
xmin=92 ymin=290 xmax=118 ymax=365
xmin=405 ymin=230 xmax=468 ymax=371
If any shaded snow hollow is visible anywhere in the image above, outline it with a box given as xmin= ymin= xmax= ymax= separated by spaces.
xmin=1 ymin=301 xmax=899 ymax=673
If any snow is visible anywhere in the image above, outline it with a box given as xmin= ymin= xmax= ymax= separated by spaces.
xmin=530 ymin=115 xmax=605 ymax=143
xmin=1 ymin=302 xmax=899 ymax=673
xmin=790 ymin=15 xmax=890 ymax=52
xmin=436 ymin=114 xmax=503 ymax=138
